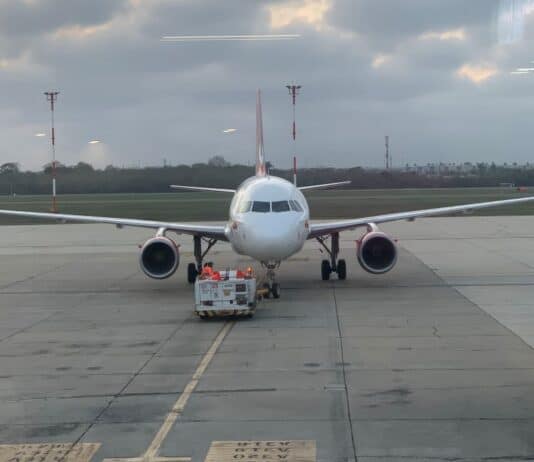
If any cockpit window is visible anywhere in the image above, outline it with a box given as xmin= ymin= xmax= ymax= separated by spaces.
xmin=244 ymin=200 xmax=302 ymax=213
xmin=272 ymin=201 xmax=290 ymax=212
xmin=252 ymin=201 xmax=270 ymax=213
xmin=238 ymin=200 xmax=252 ymax=213
xmin=289 ymin=200 xmax=303 ymax=212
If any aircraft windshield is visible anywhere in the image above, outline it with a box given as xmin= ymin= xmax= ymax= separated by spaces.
xmin=244 ymin=200 xmax=303 ymax=213
xmin=237 ymin=201 xmax=252 ymax=213
xmin=272 ymin=201 xmax=290 ymax=212
xmin=252 ymin=201 xmax=270 ymax=213
xmin=289 ymin=200 xmax=303 ymax=212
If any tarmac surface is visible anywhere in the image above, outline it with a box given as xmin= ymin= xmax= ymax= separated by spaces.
xmin=1 ymin=217 xmax=534 ymax=461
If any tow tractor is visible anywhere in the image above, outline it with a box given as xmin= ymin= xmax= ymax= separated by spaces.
xmin=194 ymin=265 xmax=264 ymax=319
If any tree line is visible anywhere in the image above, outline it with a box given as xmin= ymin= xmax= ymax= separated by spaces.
xmin=1 ymin=159 xmax=533 ymax=195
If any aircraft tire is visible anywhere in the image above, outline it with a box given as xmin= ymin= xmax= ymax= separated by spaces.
xmin=321 ymin=260 xmax=331 ymax=281
xmin=337 ymin=259 xmax=347 ymax=280
xmin=271 ymin=283 xmax=281 ymax=299
xmin=262 ymin=282 xmax=271 ymax=298
xmin=187 ymin=263 xmax=198 ymax=284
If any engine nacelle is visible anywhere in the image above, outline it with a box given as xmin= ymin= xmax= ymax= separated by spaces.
xmin=357 ymin=230 xmax=397 ymax=274
xmin=139 ymin=236 xmax=179 ymax=279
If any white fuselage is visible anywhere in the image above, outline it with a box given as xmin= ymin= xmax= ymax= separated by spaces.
xmin=224 ymin=176 xmax=310 ymax=262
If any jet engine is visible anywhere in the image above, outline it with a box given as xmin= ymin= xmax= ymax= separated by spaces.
xmin=139 ymin=236 xmax=179 ymax=279
xmin=357 ymin=228 xmax=397 ymax=274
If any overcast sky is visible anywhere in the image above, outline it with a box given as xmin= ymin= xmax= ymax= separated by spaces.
xmin=2 ymin=0 xmax=534 ymax=170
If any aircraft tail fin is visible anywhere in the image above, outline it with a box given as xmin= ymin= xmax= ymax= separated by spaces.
xmin=255 ymin=89 xmax=267 ymax=177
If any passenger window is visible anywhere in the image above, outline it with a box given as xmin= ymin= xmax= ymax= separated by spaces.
xmin=238 ymin=201 xmax=252 ymax=213
xmin=252 ymin=201 xmax=270 ymax=213
xmin=272 ymin=201 xmax=290 ymax=212
xmin=289 ymin=200 xmax=303 ymax=212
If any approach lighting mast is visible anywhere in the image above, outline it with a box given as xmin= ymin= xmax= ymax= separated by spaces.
xmin=385 ymin=135 xmax=390 ymax=170
xmin=286 ymin=84 xmax=301 ymax=185
xmin=44 ymin=91 xmax=59 ymax=213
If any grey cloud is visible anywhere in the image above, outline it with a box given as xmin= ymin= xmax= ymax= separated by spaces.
xmin=0 ymin=0 xmax=128 ymax=37
xmin=329 ymin=0 xmax=500 ymax=50
xmin=1 ymin=0 xmax=534 ymax=171
xmin=143 ymin=0 xmax=264 ymax=36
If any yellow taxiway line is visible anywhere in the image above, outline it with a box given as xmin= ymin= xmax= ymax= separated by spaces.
xmin=103 ymin=321 xmax=235 ymax=462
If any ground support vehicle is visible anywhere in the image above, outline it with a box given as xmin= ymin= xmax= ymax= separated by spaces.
xmin=194 ymin=268 xmax=257 ymax=318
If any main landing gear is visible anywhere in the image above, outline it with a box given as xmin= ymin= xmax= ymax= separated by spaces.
xmin=260 ymin=262 xmax=281 ymax=299
xmin=187 ymin=235 xmax=218 ymax=283
xmin=317 ymin=232 xmax=347 ymax=281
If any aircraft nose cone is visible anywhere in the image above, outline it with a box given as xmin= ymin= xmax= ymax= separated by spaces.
xmin=241 ymin=219 xmax=302 ymax=260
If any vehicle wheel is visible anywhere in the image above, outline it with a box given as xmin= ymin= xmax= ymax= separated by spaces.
xmin=321 ymin=260 xmax=331 ymax=281
xmin=337 ymin=259 xmax=347 ymax=280
xmin=262 ymin=282 xmax=271 ymax=299
xmin=271 ymin=282 xmax=281 ymax=299
xmin=187 ymin=262 xmax=198 ymax=284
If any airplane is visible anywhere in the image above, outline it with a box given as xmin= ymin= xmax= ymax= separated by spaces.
xmin=1 ymin=90 xmax=534 ymax=299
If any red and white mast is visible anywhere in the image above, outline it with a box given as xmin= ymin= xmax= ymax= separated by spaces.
xmin=286 ymin=84 xmax=301 ymax=186
xmin=44 ymin=91 xmax=59 ymax=213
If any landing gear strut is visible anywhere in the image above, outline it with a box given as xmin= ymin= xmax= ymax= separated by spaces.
xmin=261 ymin=262 xmax=281 ymax=299
xmin=317 ymin=232 xmax=347 ymax=281
xmin=187 ymin=235 xmax=217 ymax=283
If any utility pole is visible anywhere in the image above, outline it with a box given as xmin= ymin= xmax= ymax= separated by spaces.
xmin=44 ymin=91 xmax=59 ymax=212
xmin=385 ymin=135 xmax=390 ymax=170
xmin=286 ymin=84 xmax=301 ymax=186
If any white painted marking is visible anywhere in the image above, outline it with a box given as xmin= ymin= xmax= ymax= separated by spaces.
xmin=204 ymin=440 xmax=316 ymax=462
xmin=0 ymin=443 xmax=100 ymax=462
xmin=103 ymin=321 xmax=235 ymax=462
xmin=103 ymin=458 xmax=189 ymax=462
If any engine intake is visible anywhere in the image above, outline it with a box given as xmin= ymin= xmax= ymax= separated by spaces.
xmin=140 ymin=236 xmax=179 ymax=279
xmin=357 ymin=230 xmax=397 ymax=274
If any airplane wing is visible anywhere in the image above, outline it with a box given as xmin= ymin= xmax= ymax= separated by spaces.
xmin=0 ymin=209 xmax=228 ymax=241
xmin=299 ymin=181 xmax=351 ymax=191
xmin=308 ymin=195 xmax=534 ymax=238
xmin=170 ymin=184 xmax=236 ymax=193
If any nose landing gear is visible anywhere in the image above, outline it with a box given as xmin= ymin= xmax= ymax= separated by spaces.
xmin=317 ymin=232 xmax=347 ymax=281
xmin=260 ymin=262 xmax=281 ymax=299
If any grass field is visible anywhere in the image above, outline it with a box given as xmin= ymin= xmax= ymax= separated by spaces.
xmin=0 ymin=188 xmax=532 ymax=225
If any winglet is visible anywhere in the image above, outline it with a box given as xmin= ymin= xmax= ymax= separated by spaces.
xmin=256 ymin=89 xmax=267 ymax=177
